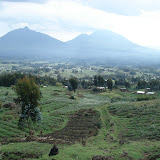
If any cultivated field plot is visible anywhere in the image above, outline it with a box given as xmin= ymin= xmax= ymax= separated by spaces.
xmin=0 ymin=86 xmax=109 ymax=141
xmin=108 ymin=100 xmax=160 ymax=140
xmin=1 ymin=86 xmax=160 ymax=160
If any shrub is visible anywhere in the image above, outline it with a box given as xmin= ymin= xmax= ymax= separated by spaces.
xmin=137 ymin=95 xmax=156 ymax=101
xmin=92 ymin=87 xmax=100 ymax=92
xmin=69 ymin=95 xmax=75 ymax=99
xmin=56 ymin=82 xmax=63 ymax=86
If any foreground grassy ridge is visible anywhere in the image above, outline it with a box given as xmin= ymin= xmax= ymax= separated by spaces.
xmin=1 ymin=105 xmax=160 ymax=160
xmin=1 ymin=86 xmax=160 ymax=159
xmin=1 ymin=141 xmax=160 ymax=160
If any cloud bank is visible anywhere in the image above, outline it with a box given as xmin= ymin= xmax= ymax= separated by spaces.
xmin=0 ymin=0 xmax=160 ymax=47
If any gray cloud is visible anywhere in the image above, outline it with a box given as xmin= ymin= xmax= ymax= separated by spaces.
xmin=79 ymin=0 xmax=160 ymax=16
xmin=2 ymin=0 xmax=160 ymax=15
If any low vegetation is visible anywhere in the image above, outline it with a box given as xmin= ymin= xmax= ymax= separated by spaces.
xmin=1 ymin=60 xmax=160 ymax=160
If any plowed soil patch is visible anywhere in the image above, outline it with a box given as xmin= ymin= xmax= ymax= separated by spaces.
xmin=38 ymin=109 xmax=101 ymax=144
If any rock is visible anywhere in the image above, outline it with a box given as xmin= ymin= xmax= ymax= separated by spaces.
xmin=49 ymin=145 xmax=59 ymax=157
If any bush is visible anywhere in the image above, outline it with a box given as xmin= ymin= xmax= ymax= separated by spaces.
xmin=56 ymin=82 xmax=63 ymax=86
xmin=5 ymin=91 xmax=9 ymax=96
xmin=137 ymin=95 xmax=156 ymax=101
xmin=69 ymin=95 xmax=75 ymax=99
xmin=92 ymin=87 xmax=100 ymax=92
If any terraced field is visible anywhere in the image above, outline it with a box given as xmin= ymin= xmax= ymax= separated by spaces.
xmin=108 ymin=100 xmax=160 ymax=141
xmin=38 ymin=109 xmax=101 ymax=144
xmin=0 ymin=121 xmax=28 ymax=139
xmin=1 ymin=86 xmax=160 ymax=160
xmin=0 ymin=86 xmax=109 ymax=142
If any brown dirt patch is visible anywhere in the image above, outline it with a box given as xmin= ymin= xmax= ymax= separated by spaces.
xmin=1 ymin=152 xmax=40 ymax=160
xmin=2 ymin=103 xmax=17 ymax=109
xmin=38 ymin=109 xmax=101 ymax=144
xmin=92 ymin=155 xmax=114 ymax=160
xmin=52 ymin=93 xmax=60 ymax=96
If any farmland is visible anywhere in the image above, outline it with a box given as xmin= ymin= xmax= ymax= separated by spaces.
xmin=0 ymin=59 xmax=160 ymax=160
xmin=0 ymin=84 xmax=160 ymax=159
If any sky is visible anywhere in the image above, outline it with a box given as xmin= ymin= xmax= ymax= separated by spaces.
xmin=1 ymin=0 xmax=160 ymax=47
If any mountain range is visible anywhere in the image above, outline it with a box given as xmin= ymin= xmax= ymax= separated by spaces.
xmin=0 ymin=26 xmax=159 ymax=64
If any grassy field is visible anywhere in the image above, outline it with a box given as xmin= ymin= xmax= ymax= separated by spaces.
xmin=0 ymin=86 xmax=160 ymax=160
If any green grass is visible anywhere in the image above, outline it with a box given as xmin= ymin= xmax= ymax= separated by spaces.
xmin=1 ymin=104 xmax=160 ymax=160
xmin=108 ymin=100 xmax=160 ymax=140
xmin=1 ymin=86 xmax=160 ymax=159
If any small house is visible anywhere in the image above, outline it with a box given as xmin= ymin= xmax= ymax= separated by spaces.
xmin=137 ymin=91 xmax=145 ymax=94
xmin=146 ymin=92 xmax=155 ymax=95
xmin=97 ymin=87 xmax=105 ymax=90
xmin=120 ymin=88 xmax=127 ymax=92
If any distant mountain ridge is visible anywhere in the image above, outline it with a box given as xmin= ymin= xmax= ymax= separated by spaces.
xmin=0 ymin=27 xmax=159 ymax=64
xmin=66 ymin=30 xmax=143 ymax=57
xmin=67 ymin=30 xmax=138 ymax=49
xmin=0 ymin=26 xmax=64 ymax=56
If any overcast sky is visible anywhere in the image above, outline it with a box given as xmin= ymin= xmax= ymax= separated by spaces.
xmin=1 ymin=0 xmax=160 ymax=47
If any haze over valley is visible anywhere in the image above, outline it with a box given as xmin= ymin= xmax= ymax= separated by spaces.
xmin=0 ymin=26 xmax=160 ymax=65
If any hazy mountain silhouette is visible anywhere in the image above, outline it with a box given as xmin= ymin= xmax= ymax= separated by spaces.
xmin=67 ymin=30 xmax=140 ymax=57
xmin=0 ymin=26 xmax=64 ymax=56
xmin=67 ymin=30 xmax=138 ymax=49
xmin=0 ymin=27 xmax=159 ymax=64
xmin=66 ymin=30 xmax=160 ymax=64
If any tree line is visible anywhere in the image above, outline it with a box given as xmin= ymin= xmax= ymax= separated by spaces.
xmin=1 ymin=72 xmax=160 ymax=91
xmin=0 ymin=73 xmax=56 ymax=87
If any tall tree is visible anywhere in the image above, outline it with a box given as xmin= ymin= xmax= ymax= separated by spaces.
xmin=125 ymin=81 xmax=130 ymax=88
xmin=137 ymin=80 xmax=147 ymax=89
xmin=14 ymin=76 xmax=42 ymax=135
xmin=97 ymin=75 xmax=105 ymax=86
xmin=57 ymin=74 xmax=62 ymax=82
xmin=81 ymin=80 xmax=88 ymax=89
xmin=69 ymin=77 xmax=78 ymax=92
xmin=107 ymin=78 xmax=113 ymax=90
xmin=94 ymin=75 xmax=98 ymax=86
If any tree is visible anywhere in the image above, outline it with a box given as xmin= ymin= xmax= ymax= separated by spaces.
xmin=125 ymin=81 xmax=130 ymax=89
xmin=97 ymin=75 xmax=105 ymax=86
xmin=94 ymin=75 xmax=98 ymax=86
xmin=137 ymin=80 xmax=147 ymax=89
xmin=107 ymin=78 xmax=113 ymax=90
xmin=57 ymin=74 xmax=62 ymax=82
xmin=69 ymin=77 xmax=78 ymax=92
xmin=14 ymin=76 xmax=42 ymax=135
xmin=81 ymin=80 xmax=88 ymax=89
